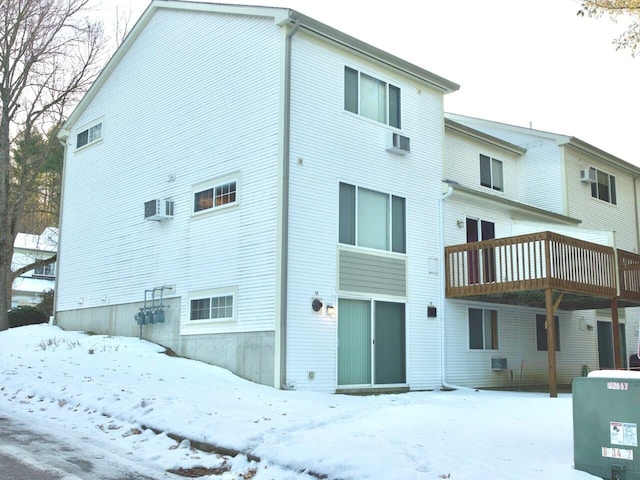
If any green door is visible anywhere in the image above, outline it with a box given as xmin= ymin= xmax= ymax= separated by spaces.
xmin=597 ymin=321 xmax=627 ymax=369
xmin=338 ymin=299 xmax=406 ymax=386
xmin=375 ymin=301 xmax=406 ymax=384
xmin=338 ymin=299 xmax=371 ymax=385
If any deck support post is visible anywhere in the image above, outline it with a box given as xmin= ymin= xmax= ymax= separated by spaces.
xmin=545 ymin=288 xmax=558 ymax=398
xmin=612 ymin=297 xmax=621 ymax=370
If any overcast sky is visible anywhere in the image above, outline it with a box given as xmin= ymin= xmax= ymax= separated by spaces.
xmin=101 ymin=0 xmax=640 ymax=165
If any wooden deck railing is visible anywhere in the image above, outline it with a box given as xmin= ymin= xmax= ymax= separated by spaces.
xmin=618 ymin=249 xmax=640 ymax=302
xmin=445 ymin=231 xmax=620 ymax=299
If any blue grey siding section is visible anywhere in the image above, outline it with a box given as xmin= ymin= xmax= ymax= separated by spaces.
xmin=338 ymin=249 xmax=406 ymax=296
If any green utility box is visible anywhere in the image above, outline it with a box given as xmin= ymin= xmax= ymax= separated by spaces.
xmin=573 ymin=375 xmax=640 ymax=480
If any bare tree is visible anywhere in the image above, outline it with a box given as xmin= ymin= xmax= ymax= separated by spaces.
xmin=0 ymin=0 xmax=106 ymax=330
xmin=578 ymin=1 xmax=640 ymax=56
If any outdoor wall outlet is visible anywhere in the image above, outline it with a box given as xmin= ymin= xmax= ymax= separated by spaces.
xmin=308 ymin=371 xmax=315 ymax=380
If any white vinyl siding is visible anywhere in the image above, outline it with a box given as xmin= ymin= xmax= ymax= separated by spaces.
xmin=57 ymin=10 xmax=282 ymax=336
xmin=565 ymin=149 xmax=637 ymax=252
xmin=285 ymin=31 xmax=446 ymax=391
xmin=444 ymin=129 xmax=519 ymax=202
xmin=445 ymin=302 xmax=597 ymax=388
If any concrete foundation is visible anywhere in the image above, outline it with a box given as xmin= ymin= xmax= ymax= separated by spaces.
xmin=55 ymin=300 xmax=275 ymax=387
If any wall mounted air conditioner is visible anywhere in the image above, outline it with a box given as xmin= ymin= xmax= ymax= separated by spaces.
xmin=144 ymin=199 xmax=174 ymax=221
xmin=580 ymin=168 xmax=596 ymax=183
xmin=491 ymin=357 xmax=507 ymax=371
xmin=386 ymin=132 xmax=410 ymax=155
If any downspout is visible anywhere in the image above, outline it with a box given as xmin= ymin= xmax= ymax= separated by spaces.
xmin=634 ymin=176 xmax=640 ymax=254
xmin=52 ymin=132 xmax=70 ymax=325
xmin=278 ymin=18 xmax=300 ymax=390
xmin=439 ymin=182 xmax=472 ymax=391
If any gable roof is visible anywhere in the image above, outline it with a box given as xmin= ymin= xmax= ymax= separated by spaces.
xmin=59 ymin=0 xmax=459 ymax=139
xmin=443 ymin=180 xmax=582 ymax=226
xmin=14 ymin=227 xmax=58 ymax=253
xmin=445 ymin=118 xmax=526 ymax=156
xmin=446 ymin=113 xmax=640 ymax=177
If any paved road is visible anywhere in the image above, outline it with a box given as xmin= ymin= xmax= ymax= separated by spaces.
xmin=0 ymin=414 xmax=175 ymax=480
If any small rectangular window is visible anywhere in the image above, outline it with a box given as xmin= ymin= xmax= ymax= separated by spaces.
xmin=76 ymin=121 xmax=102 ymax=149
xmin=344 ymin=66 xmax=402 ymax=128
xmin=192 ymin=175 xmax=239 ymax=214
xmin=34 ymin=262 xmax=55 ymax=278
xmin=190 ymin=298 xmax=211 ymax=321
xmin=536 ymin=314 xmax=560 ymax=351
xmin=182 ymin=287 xmax=238 ymax=335
xmin=389 ymin=85 xmax=401 ymax=129
xmin=215 ymin=181 xmax=237 ymax=207
xmin=211 ymin=295 xmax=233 ymax=319
xmin=479 ymin=154 xmax=503 ymax=192
xmin=339 ymin=183 xmax=356 ymax=245
xmin=469 ymin=308 xmax=498 ymax=350
xmin=190 ymin=293 xmax=234 ymax=322
xmin=344 ymin=67 xmax=358 ymax=114
xmin=590 ymin=167 xmax=617 ymax=205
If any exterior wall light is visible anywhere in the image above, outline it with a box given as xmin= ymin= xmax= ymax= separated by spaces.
xmin=326 ymin=304 xmax=336 ymax=316
xmin=311 ymin=298 xmax=323 ymax=313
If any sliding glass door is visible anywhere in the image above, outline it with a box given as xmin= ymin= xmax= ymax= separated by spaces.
xmin=338 ymin=299 xmax=406 ymax=386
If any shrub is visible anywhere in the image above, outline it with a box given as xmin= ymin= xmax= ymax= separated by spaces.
xmin=37 ymin=289 xmax=54 ymax=318
xmin=8 ymin=306 xmax=48 ymax=328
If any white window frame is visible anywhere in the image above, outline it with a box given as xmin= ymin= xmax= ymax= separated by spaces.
xmin=479 ymin=154 xmax=503 ymax=192
xmin=191 ymin=173 xmax=240 ymax=216
xmin=468 ymin=308 xmax=499 ymax=350
xmin=33 ymin=262 xmax=55 ymax=278
xmin=590 ymin=167 xmax=617 ymax=205
xmin=75 ymin=119 xmax=103 ymax=150
xmin=182 ymin=286 xmax=238 ymax=335
xmin=339 ymin=182 xmax=406 ymax=254
xmin=344 ymin=66 xmax=401 ymax=129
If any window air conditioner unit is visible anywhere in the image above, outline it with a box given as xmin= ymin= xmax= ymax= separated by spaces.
xmin=580 ymin=168 xmax=596 ymax=183
xmin=144 ymin=199 xmax=174 ymax=221
xmin=491 ymin=357 xmax=507 ymax=371
xmin=386 ymin=132 xmax=410 ymax=155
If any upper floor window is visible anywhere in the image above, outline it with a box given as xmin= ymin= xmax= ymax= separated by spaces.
xmin=590 ymin=167 xmax=617 ymax=205
xmin=34 ymin=262 xmax=55 ymax=278
xmin=479 ymin=154 xmax=503 ymax=192
xmin=192 ymin=174 xmax=239 ymax=215
xmin=344 ymin=67 xmax=401 ymax=128
xmin=76 ymin=121 xmax=102 ymax=149
xmin=469 ymin=308 xmax=499 ymax=350
xmin=339 ymin=182 xmax=405 ymax=253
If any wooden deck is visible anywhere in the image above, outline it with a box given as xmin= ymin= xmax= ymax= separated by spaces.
xmin=445 ymin=231 xmax=640 ymax=310
xmin=445 ymin=231 xmax=640 ymax=397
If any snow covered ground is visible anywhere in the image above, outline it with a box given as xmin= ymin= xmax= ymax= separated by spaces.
xmin=0 ymin=324 xmax=597 ymax=479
